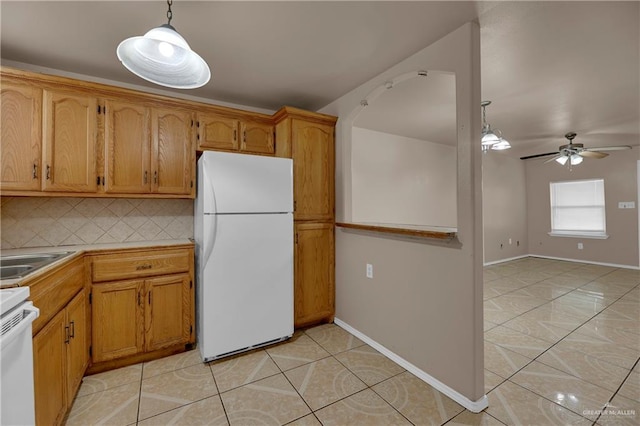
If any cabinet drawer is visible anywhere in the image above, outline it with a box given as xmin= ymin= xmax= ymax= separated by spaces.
xmin=28 ymin=257 xmax=84 ymax=336
xmin=91 ymin=249 xmax=191 ymax=282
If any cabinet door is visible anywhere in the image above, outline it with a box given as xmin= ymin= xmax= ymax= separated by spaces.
xmin=104 ymin=99 xmax=151 ymax=193
xmin=197 ymin=113 xmax=239 ymax=151
xmin=92 ymin=280 xmax=145 ymax=362
xmin=240 ymin=121 xmax=274 ymax=155
xmin=33 ymin=309 xmax=67 ymax=426
xmin=66 ymin=289 xmax=88 ymax=403
xmin=152 ymin=108 xmax=194 ymax=195
xmin=0 ymin=82 xmax=42 ymax=191
xmin=145 ymin=274 xmax=191 ymax=351
xmin=42 ymin=89 xmax=97 ymax=192
xmin=294 ymin=223 xmax=335 ymax=327
xmin=291 ymin=120 xmax=334 ymax=220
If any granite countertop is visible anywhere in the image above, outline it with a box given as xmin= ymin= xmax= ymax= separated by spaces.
xmin=0 ymin=239 xmax=194 ymax=288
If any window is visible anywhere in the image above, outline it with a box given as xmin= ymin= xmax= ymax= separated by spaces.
xmin=549 ymin=179 xmax=608 ymax=239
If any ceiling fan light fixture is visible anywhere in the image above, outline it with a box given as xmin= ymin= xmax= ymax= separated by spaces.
xmin=116 ymin=1 xmax=210 ymax=89
xmin=480 ymin=101 xmax=510 ymax=151
xmin=555 ymin=155 xmax=569 ymax=165
xmin=570 ymin=154 xmax=583 ymax=165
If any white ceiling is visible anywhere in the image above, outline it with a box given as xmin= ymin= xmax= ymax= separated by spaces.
xmin=1 ymin=1 xmax=638 ymax=159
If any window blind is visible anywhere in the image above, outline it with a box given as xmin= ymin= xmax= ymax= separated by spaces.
xmin=550 ymin=179 xmax=606 ymax=234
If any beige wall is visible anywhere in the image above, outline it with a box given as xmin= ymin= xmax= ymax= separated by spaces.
xmin=352 ymin=127 xmax=457 ymax=227
xmin=0 ymin=197 xmax=193 ymax=249
xmin=320 ymin=22 xmax=484 ymax=406
xmin=526 ymin=150 xmax=639 ymax=267
xmin=482 ymin=153 xmax=528 ymax=263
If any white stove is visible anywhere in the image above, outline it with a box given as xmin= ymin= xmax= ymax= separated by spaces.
xmin=1 ymin=286 xmax=39 ymax=425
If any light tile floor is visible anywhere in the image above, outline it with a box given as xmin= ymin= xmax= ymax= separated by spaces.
xmin=67 ymin=257 xmax=639 ymax=425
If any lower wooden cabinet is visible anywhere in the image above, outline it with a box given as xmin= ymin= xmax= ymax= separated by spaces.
xmin=294 ymin=222 xmax=335 ymax=327
xmin=33 ymin=289 xmax=88 ymax=426
xmin=89 ymin=245 xmax=195 ymax=366
xmin=92 ymin=273 xmax=192 ymax=362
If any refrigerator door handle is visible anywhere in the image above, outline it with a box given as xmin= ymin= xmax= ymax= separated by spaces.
xmin=202 ymin=166 xmax=218 ymax=269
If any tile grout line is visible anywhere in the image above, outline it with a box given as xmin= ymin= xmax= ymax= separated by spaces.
xmin=484 ymin=258 xmax=639 ymax=425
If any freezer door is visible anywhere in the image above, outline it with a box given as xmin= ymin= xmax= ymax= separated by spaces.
xmin=199 ymin=151 xmax=293 ymax=214
xmin=198 ymin=213 xmax=293 ymax=360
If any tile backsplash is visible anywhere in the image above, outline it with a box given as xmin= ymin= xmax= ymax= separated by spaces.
xmin=0 ymin=197 xmax=193 ymax=249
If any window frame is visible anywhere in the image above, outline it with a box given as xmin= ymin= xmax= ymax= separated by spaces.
xmin=548 ymin=178 xmax=609 ymax=239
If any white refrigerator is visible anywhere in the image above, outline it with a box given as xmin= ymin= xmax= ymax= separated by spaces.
xmin=194 ymin=151 xmax=294 ymax=362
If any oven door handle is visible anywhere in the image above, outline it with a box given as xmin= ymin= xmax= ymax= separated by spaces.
xmin=0 ymin=304 xmax=39 ymax=350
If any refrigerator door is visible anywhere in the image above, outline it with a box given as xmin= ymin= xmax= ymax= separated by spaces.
xmin=198 ymin=212 xmax=293 ymax=360
xmin=200 ymin=151 xmax=293 ymax=214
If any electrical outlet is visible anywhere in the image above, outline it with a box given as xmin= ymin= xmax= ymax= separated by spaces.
xmin=366 ymin=263 xmax=373 ymax=279
xmin=578 ymin=243 xmax=584 ymax=250
xmin=618 ymin=201 xmax=636 ymax=209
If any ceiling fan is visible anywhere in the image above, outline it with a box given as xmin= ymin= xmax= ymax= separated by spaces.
xmin=520 ymin=132 xmax=632 ymax=165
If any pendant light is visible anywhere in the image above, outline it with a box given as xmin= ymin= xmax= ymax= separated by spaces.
xmin=117 ymin=0 xmax=210 ymax=89
xmin=481 ymin=101 xmax=511 ymax=151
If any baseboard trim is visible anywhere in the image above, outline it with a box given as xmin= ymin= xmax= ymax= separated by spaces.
xmin=333 ymin=318 xmax=489 ymax=413
xmin=483 ymin=254 xmax=529 ymax=266
xmin=484 ymin=254 xmax=639 ymax=270
xmin=527 ymin=254 xmax=640 ymax=270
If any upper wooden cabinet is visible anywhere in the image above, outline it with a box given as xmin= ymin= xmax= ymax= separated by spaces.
xmin=0 ymin=81 xmax=42 ymax=191
xmin=197 ymin=112 xmax=274 ymax=155
xmin=240 ymin=120 xmax=274 ymax=155
xmin=274 ymin=107 xmax=337 ymax=221
xmin=42 ymin=89 xmax=98 ymax=192
xmin=103 ymin=99 xmax=152 ymax=193
xmin=0 ymin=68 xmax=196 ymax=198
xmin=152 ymin=108 xmax=195 ymax=195
xmin=197 ymin=113 xmax=240 ymax=151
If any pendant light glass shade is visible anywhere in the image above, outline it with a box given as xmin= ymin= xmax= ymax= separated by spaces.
xmin=481 ymin=129 xmax=501 ymax=145
xmin=555 ymin=155 xmax=569 ymax=165
xmin=491 ymin=139 xmax=512 ymax=150
xmin=480 ymin=101 xmax=510 ymax=151
xmin=117 ymin=1 xmax=210 ymax=89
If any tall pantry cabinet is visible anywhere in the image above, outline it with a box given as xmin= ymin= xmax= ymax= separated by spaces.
xmin=274 ymin=107 xmax=337 ymax=328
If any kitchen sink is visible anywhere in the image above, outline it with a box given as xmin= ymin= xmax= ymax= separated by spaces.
xmin=0 ymin=251 xmax=74 ymax=281
xmin=0 ymin=265 xmax=36 ymax=280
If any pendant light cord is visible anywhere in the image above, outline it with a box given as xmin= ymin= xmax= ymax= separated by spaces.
xmin=166 ymin=0 xmax=173 ymax=25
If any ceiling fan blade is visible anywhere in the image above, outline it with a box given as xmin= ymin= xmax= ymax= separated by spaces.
xmin=519 ymin=152 xmax=559 ymax=160
xmin=543 ymin=155 xmax=563 ymax=164
xmin=585 ymin=145 xmax=632 ymax=152
xmin=579 ymin=150 xmax=608 ymax=159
